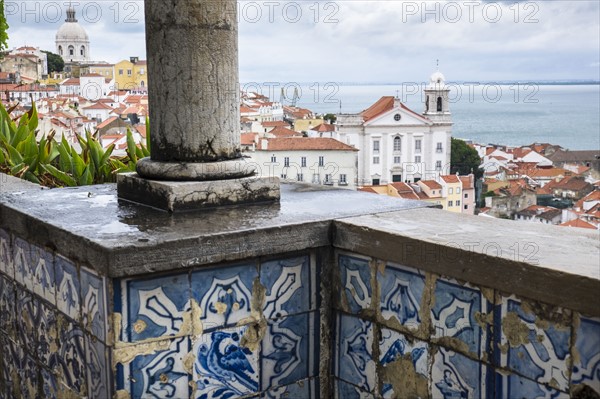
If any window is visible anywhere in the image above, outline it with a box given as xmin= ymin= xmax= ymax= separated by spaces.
xmin=436 ymin=142 xmax=443 ymax=153
xmin=394 ymin=156 xmax=401 ymax=164
xmin=58 ymin=46 xmax=63 ymax=55
xmin=301 ymin=157 xmax=306 ymax=167
xmin=464 ymin=193 xmax=468 ymax=198
xmin=127 ymin=69 xmax=132 ymax=76
xmin=456 ymin=200 xmax=461 ymax=206
xmin=393 ymin=136 xmax=401 ymax=151
xmin=448 ymin=200 xmax=453 ymax=207
xmin=392 ymin=175 xmax=402 ymax=182
xmin=140 ymin=81 xmax=145 ymax=87
xmin=437 ymin=97 xmax=443 ymax=112
xmin=325 ymin=174 xmax=332 ymax=184
xmin=280 ymin=174 xmax=287 ymax=179
xmin=415 ymin=156 xmax=421 ymax=163
xmin=457 ymin=188 xmax=461 ymax=194
xmin=464 ymin=205 xmax=468 ymax=210
xmin=373 ymin=157 xmax=380 ymax=164
xmin=373 ymin=140 xmax=380 ymax=152
xmin=119 ymin=69 xmax=123 ymax=75
xmin=432 ymin=190 xmax=436 ymax=195
xmin=319 ymin=156 xmax=324 ymax=167
xmin=297 ymin=173 xmax=303 ymax=182
xmin=372 ymin=178 xmax=380 ymax=185
xmin=80 ymin=46 xmax=85 ymax=56
xmin=68 ymin=45 xmax=74 ymax=56
xmin=415 ymin=139 xmax=422 ymax=152
xmin=284 ymin=157 xmax=289 ymax=167
xmin=339 ymin=174 xmax=347 ymax=184
xmin=271 ymin=155 xmax=276 ymax=163
xmin=312 ymin=173 xmax=320 ymax=184
xmin=435 ymin=161 xmax=442 ymax=170
xmin=449 ymin=188 xmax=453 ymax=194
xmin=140 ymin=68 xmax=145 ymax=75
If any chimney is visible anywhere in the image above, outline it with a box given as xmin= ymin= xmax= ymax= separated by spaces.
xmin=261 ymin=139 xmax=268 ymax=150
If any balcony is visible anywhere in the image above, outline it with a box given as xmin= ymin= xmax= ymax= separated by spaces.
xmin=1 ymin=174 xmax=598 ymax=398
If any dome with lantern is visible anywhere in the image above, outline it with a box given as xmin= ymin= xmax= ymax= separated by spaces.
xmin=428 ymin=70 xmax=446 ymax=88
xmin=55 ymin=6 xmax=90 ymax=63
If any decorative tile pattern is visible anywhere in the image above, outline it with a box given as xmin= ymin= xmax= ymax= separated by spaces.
xmin=86 ymin=334 xmax=110 ymax=399
xmin=261 ymin=312 xmax=317 ymax=391
xmin=0 ymin=274 xmax=15 ymax=336
xmin=432 ymin=278 xmax=489 ymax=357
xmin=55 ymin=255 xmax=81 ymax=322
xmin=193 ymin=326 xmax=259 ymax=399
xmin=571 ymin=316 xmax=600 ymax=394
xmin=192 ymin=263 xmax=257 ymax=332
xmin=13 ymin=237 xmax=32 ymax=289
xmin=334 ymin=314 xmax=376 ymax=393
xmin=18 ymin=354 xmax=39 ymax=399
xmin=16 ymin=289 xmax=37 ymax=353
xmin=125 ymin=273 xmax=190 ymax=342
xmin=339 ymin=255 xmax=372 ymax=314
xmin=50 ymin=319 xmax=87 ymax=395
xmin=334 ymin=378 xmax=375 ymax=399
xmin=261 ymin=256 xmax=313 ymax=320
xmin=81 ymin=268 xmax=107 ymax=342
xmin=0 ymin=332 xmax=21 ymax=397
xmin=262 ymin=379 xmax=318 ymax=399
xmin=378 ymin=263 xmax=425 ymax=330
xmin=40 ymin=367 xmax=59 ymax=399
xmin=379 ymin=328 xmax=428 ymax=398
xmin=31 ymin=244 xmax=56 ymax=304
xmin=432 ymin=347 xmax=489 ymax=399
xmin=496 ymin=373 xmax=568 ymax=398
xmin=0 ymin=229 xmax=13 ymax=278
xmin=37 ymin=299 xmax=58 ymax=366
xmin=129 ymin=337 xmax=190 ymax=399
xmin=496 ymin=298 xmax=571 ymax=391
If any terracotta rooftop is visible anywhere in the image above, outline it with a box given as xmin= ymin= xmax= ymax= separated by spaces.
xmin=262 ymin=137 xmax=358 ymax=152
xmin=545 ymin=176 xmax=591 ymax=192
xmin=241 ymin=133 xmax=256 ymax=146
xmin=419 ymin=180 xmax=442 ymax=190
xmin=361 ymin=96 xmax=395 ymax=122
xmin=269 ymin=126 xmax=302 ymax=138
xmin=459 ymin=176 xmax=474 ymax=190
xmin=440 ymin=175 xmax=460 ymax=184
xmin=560 ymin=219 xmax=597 ymax=229
xmin=549 ymin=150 xmax=600 ymax=162
xmin=262 ymin=121 xmax=290 ymax=128
xmin=311 ymin=123 xmax=335 ymax=132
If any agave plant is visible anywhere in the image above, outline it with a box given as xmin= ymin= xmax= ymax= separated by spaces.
xmin=117 ymin=118 xmax=151 ymax=173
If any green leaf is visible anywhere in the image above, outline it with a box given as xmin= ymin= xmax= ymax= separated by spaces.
xmin=71 ymin=150 xmax=85 ymax=178
xmin=126 ymin=129 xmax=137 ymax=163
xmin=27 ymin=102 xmax=38 ymax=132
xmin=43 ymin=164 xmax=77 ymax=187
xmin=6 ymin=143 xmax=23 ymax=165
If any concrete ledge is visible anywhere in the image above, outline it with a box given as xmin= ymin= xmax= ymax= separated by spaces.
xmin=117 ymin=173 xmax=280 ymax=212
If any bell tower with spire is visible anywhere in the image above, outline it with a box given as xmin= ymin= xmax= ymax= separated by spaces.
xmin=423 ymin=60 xmax=451 ymax=125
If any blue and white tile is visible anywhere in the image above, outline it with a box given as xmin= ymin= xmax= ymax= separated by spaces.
xmin=571 ymin=315 xmax=600 ymax=395
xmin=18 ymin=353 xmax=39 ymax=399
xmin=334 ymin=314 xmax=376 ymax=394
xmin=432 ymin=277 xmax=490 ymax=357
xmin=496 ymin=297 xmax=571 ymax=391
xmin=378 ymin=263 xmax=425 ymax=331
xmin=86 ymin=334 xmax=110 ymax=399
xmin=13 ymin=237 xmax=32 ymax=289
xmin=262 ymin=379 xmax=318 ymax=399
xmin=55 ymin=255 xmax=81 ymax=322
xmin=192 ymin=263 xmax=257 ymax=332
xmin=0 ymin=274 xmax=15 ymax=336
xmin=192 ymin=326 xmax=259 ymax=399
xmin=261 ymin=312 xmax=318 ymax=391
xmin=339 ymin=255 xmax=372 ymax=314
xmin=16 ymin=289 xmax=38 ymax=353
xmin=37 ymin=299 xmax=58 ymax=366
xmin=128 ymin=337 xmax=190 ymax=399
xmin=496 ymin=373 xmax=568 ymax=398
xmin=432 ymin=347 xmax=490 ymax=399
xmin=81 ymin=267 xmax=107 ymax=342
xmin=125 ymin=272 xmax=190 ymax=342
xmin=261 ymin=256 xmax=313 ymax=320
xmin=334 ymin=378 xmax=375 ymax=399
xmin=31 ymin=244 xmax=56 ymax=304
xmin=50 ymin=320 xmax=87 ymax=395
xmin=0 ymin=229 xmax=12 ymax=278
xmin=0 ymin=333 xmax=22 ymax=396
xmin=41 ymin=367 xmax=59 ymax=399
xmin=379 ymin=328 xmax=428 ymax=398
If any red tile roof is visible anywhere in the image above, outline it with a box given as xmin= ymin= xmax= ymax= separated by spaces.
xmin=420 ymin=180 xmax=442 ymax=190
xmin=241 ymin=133 xmax=256 ymax=146
xmin=560 ymin=219 xmax=597 ymax=229
xmin=361 ymin=96 xmax=395 ymax=121
xmin=311 ymin=123 xmax=335 ymax=132
xmin=262 ymin=137 xmax=357 ymax=151
xmin=262 ymin=121 xmax=290 ymax=128
xmin=440 ymin=175 xmax=460 ymax=184
xmin=269 ymin=126 xmax=302 ymax=138
xmin=459 ymin=176 xmax=474 ymax=190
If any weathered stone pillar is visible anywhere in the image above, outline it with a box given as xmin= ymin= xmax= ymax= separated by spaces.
xmin=117 ymin=0 xmax=279 ymax=211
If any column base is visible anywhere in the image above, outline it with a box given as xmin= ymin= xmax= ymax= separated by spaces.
xmin=117 ymin=173 xmax=280 ymax=212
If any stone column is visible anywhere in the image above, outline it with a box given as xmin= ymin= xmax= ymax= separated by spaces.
xmin=117 ymin=0 xmax=279 ymax=211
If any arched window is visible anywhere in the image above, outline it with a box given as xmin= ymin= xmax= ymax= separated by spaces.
xmin=425 ymin=95 xmax=429 ymax=112
xmin=393 ymin=136 xmax=401 ymax=152
xmin=68 ymin=45 xmax=74 ymax=56
xmin=58 ymin=46 xmax=63 ymax=56
xmin=80 ymin=46 xmax=85 ymax=56
xmin=436 ymin=97 xmax=443 ymax=112
xmin=140 ymin=81 xmax=145 ymax=87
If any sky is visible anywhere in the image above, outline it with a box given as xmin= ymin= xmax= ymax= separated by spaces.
xmin=5 ymin=0 xmax=600 ymax=84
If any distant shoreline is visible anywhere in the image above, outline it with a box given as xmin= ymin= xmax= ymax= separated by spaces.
xmin=261 ymin=81 xmax=600 ymax=87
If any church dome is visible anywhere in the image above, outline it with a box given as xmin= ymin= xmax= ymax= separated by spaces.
xmin=56 ymin=22 xmax=89 ymax=42
xmin=55 ymin=7 xmax=90 ymax=62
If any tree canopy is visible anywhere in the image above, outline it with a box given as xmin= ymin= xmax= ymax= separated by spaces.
xmin=43 ymin=50 xmax=65 ymax=73
xmin=0 ymin=1 xmax=9 ymax=54
xmin=450 ymin=137 xmax=482 ymax=178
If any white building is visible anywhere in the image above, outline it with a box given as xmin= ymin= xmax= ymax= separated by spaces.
xmin=55 ymin=6 xmax=90 ymax=63
xmin=337 ymin=70 xmax=452 ymax=186
xmin=247 ymin=137 xmax=359 ymax=189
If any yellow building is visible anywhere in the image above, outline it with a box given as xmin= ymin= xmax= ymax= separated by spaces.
xmin=293 ymin=118 xmax=324 ymax=133
xmin=114 ymin=57 xmax=148 ymax=91
xmin=440 ymin=175 xmax=463 ymax=213
xmin=84 ymin=63 xmax=114 ymax=80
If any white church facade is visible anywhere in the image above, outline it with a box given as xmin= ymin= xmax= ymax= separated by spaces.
xmin=337 ymin=70 xmax=452 ymax=186
xmin=55 ymin=6 xmax=90 ymax=64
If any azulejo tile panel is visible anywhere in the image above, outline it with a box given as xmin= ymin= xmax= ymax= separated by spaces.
xmin=18 ymin=353 xmax=39 ymax=399
xmin=496 ymin=297 xmax=571 ymax=392
xmin=192 ymin=326 xmax=259 ymax=399
xmin=81 ymin=267 xmax=107 ymax=342
xmin=431 ymin=346 xmax=490 ymax=399
xmin=261 ymin=312 xmax=318 ymax=391
xmin=496 ymin=373 xmax=569 ymax=398
xmin=30 ymin=243 xmax=56 ymax=305
xmin=339 ymin=255 xmax=372 ymax=314
xmin=85 ymin=334 xmax=110 ymax=399
xmin=125 ymin=273 xmax=191 ymax=342
xmin=128 ymin=337 xmax=190 ymax=399
xmin=0 ymin=274 xmax=15 ymax=336
xmin=262 ymin=378 xmax=318 ymax=399
xmin=0 ymin=228 xmax=13 ymax=278
xmin=49 ymin=319 xmax=87 ymax=395
xmin=571 ymin=315 xmax=600 ymax=395
xmin=378 ymin=263 xmax=425 ymax=331
xmin=261 ymin=256 xmax=314 ymax=320
xmin=334 ymin=313 xmax=376 ymax=394
xmin=0 ymin=332 xmax=22 ymax=397
xmin=16 ymin=288 xmax=37 ymax=353
xmin=431 ymin=277 xmax=490 ymax=358
xmin=334 ymin=378 xmax=375 ymax=399
xmin=379 ymin=328 xmax=428 ymax=398
xmin=192 ymin=263 xmax=257 ymax=332
xmin=40 ymin=367 xmax=59 ymax=399
xmin=13 ymin=236 xmax=32 ymax=289
xmin=55 ymin=255 xmax=81 ymax=322
xmin=37 ymin=298 xmax=58 ymax=366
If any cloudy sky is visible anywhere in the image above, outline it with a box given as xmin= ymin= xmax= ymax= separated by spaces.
xmin=5 ymin=1 xmax=600 ymax=83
